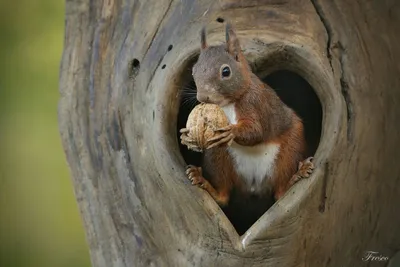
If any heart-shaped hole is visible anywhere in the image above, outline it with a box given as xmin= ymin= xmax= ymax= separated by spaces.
xmin=176 ymin=56 xmax=322 ymax=235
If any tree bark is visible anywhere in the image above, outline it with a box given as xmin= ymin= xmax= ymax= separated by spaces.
xmin=59 ymin=0 xmax=400 ymax=266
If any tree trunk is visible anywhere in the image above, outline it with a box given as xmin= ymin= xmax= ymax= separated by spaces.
xmin=58 ymin=0 xmax=400 ymax=266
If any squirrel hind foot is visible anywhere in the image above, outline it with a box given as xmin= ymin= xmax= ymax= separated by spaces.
xmin=184 ymin=165 xmax=230 ymax=206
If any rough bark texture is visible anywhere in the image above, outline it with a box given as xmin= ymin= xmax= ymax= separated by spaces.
xmin=59 ymin=0 xmax=400 ymax=266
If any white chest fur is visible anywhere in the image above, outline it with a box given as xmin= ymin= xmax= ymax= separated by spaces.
xmin=222 ymin=104 xmax=280 ymax=192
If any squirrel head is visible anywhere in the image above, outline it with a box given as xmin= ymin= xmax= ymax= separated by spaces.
xmin=192 ymin=23 xmax=252 ymax=106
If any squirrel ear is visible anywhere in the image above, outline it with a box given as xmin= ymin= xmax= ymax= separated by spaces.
xmin=200 ymin=27 xmax=207 ymax=50
xmin=226 ymin=23 xmax=241 ymax=61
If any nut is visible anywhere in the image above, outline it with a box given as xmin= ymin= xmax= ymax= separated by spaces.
xmin=185 ymin=103 xmax=229 ymax=152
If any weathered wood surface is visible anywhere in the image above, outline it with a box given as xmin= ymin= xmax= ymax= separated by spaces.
xmin=59 ymin=0 xmax=400 ymax=266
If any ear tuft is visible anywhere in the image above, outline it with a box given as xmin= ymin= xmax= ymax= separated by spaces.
xmin=200 ymin=27 xmax=207 ymax=50
xmin=225 ymin=23 xmax=241 ymax=61
xmin=225 ymin=23 xmax=232 ymax=43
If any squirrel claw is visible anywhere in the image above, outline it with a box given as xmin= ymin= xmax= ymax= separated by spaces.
xmin=206 ymin=126 xmax=235 ymax=149
xmin=180 ymin=134 xmax=194 ymax=144
xmin=180 ymin=132 xmax=202 ymax=152
xmin=297 ymin=157 xmax=314 ymax=177
xmin=214 ymin=125 xmax=234 ymax=132
xmin=180 ymin=128 xmax=190 ymax=134
xmin=288 ymin=157 xmax=315 ymax=186
xmin=206 ymin=133 xmax=235 ymax=149
xmin=185 ymin=165 xmax=205 ymax=186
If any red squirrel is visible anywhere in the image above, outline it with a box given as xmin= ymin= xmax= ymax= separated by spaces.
xmin=180 ymin=23 xmax=314 ymax=206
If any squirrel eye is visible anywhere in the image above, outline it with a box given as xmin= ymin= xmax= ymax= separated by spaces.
xmin=221 ymin=66 xmax=231 ymax=78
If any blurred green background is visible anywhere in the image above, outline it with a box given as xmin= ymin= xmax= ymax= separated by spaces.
xmin=0 ymin=1 xmax=90 ymax=267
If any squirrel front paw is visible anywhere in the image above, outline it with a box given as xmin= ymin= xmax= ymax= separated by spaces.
xmin=185 ymin=165 xmax=206 ymax=187
xmin=206 ymin=125 xmax=235 ymax=149
xmin=180 ymin=128 xmax=202 ymax=152
xmin=289 ymin=157 xmax=315 ymax=186
xmin=297 ymin=157 xmax=314 ymax=178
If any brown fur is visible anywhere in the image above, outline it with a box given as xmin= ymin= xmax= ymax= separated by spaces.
xmin=183 ymin=23 xmax=312 ymax=206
